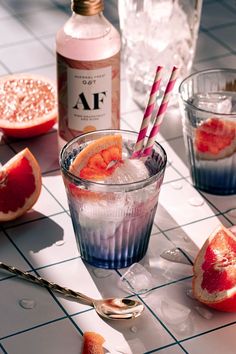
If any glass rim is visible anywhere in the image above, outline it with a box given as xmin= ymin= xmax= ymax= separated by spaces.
xmin=59 ymin=129 xmax=167 ymax=192
xmin=178 ymin=68 xmax=236 ymax=117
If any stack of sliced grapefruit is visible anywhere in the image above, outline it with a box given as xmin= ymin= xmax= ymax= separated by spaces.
xmin=193 ymin=224 xmax=236 ymax=312
xmin=0 ymin=148 xmax=42 ymax=222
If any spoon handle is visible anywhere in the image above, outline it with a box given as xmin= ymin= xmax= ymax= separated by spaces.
xmin=0 ymin=261 xmax=94 ymax=306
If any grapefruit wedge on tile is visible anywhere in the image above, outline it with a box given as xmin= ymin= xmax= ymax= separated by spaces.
xmin=195 ymin=118 xmax=236 ymax=160
xmin=69 ymin=134 xmax=122 ymax=181
xmin=82 ymin=332 xmax=105 ymax=354
xmin=0 ymin=74 xmax=57 ymax=138
xmin=193 ymin=224 xmax=236 ymax=312
xmin=0 ymin=148 xmax=42 ymax=221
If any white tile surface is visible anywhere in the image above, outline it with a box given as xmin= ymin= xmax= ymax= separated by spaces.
xmin=0 ymin=63 xmax=8 ymax=75
xmin=0 ymin=17 xmax=33 ymax=46
xmin=182 ymin=323 xmax=236 ymax=354
xmin=0 ymin=40 xmax=55 ymax=73
xmin=37 ymin=258 xmax=123 ymax=316
xmin=0 ymin=232 xmax=32 ymax=279
xmin=194 ymin=54 xmax=236 ymax=71
xmin=156 ymin=180 xmax=217 ymax=231
xmin=143 ymin=278 xmax=236 ymax=341
xmin=211 ymin=24 xmax=236 ymax=52
xmin=1 ymin=1 xmax=236 ymax=353
xmin=194 ymin=32 xmax=229 ymax=62
xmin=164 ymin=215 xmax=232 ymax=256
xmin=2 ymin=318 xmax=82 ymax=354
xmin=73 ymin=308 xmax=175 ymax=354
xmin=5 ymin=213 xmax=79 ymax=268
xmin=200 ymin=2 xmax=236 ymax=29
xmin=43 ymin=171 xmax=69 ymax=210
xmin=19 ymin=8 xmax=69 ymax=37
xmin=10 ymin=131 xmax=59 ymax=173
xmin=0 ymin=276 xmax=64 ymax=338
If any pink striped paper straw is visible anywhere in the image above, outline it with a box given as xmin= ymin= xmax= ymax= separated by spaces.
xmin=132 ymin=66 xmax=163 ymax=158
xmin=142 ymin=66 xmax=179 ymax=157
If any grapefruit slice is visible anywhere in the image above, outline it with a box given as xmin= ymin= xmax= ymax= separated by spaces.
xmin=0 ymin=148 xmax=42 ymax=221
xmin=195 ymin=118 xmax=236 ymax=160
xmin=193 ymin=224 xmax=236 ymax=312
xmin=82 ymin=332 xmax=105 ymax=354
xmin=69 ymin=134 xmax=122 ymax=181
xmin=0 ymin=74 xmax=57 ymax=138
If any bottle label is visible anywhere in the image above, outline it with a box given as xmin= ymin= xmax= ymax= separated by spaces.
xmin=67 ymin=66 xmax=111 ymax=131
xmin=57 ymin=52 xmax=120 ymax=142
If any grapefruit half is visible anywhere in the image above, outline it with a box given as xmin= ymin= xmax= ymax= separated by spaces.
xmin=195 ymin=118 xmax=236 ymax=160
xmin=82 ymin=332 xmax=105 ymax=354
xmin=0 ymin=74 xmax=57 ymax=138
xmin=193 ymin=224 xmax=236 ymax=312
xmin=69 ymin=134 xmax=122 ymax=181
xmin=0 ymin=148 xmax=42 ymax=221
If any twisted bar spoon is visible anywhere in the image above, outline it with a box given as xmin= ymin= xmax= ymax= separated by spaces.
xmin=0 ymin=261 xmax=144 ymax=320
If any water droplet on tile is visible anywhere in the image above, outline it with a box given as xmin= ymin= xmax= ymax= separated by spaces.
xmin=195 ymin=306 xmax=213 ymax=320
xmin=92 ymin=268 xmax=112 ymax=278
xmin=160 ymin=248 xmax=191 ymax=265
xmin=171 ymin=181 xmax=183 ymax=190
xmin=168 ymin=158 xmax=173 ymax=165
xmin=188 ymin=196 xmax=204 ymax=207
xmin=19 ymin=298 xmax=36 ymax=309
xmin=186 ymin=288 xmax=195 ymax=300
xmin=130 ymin=326 xmax=137 ymax=333
xmin=226 ymin=209 xmax=236 ymax=219
xmin=182 ymin=235 xmax=190 ymax=242
xmin=55 ymin=240 xmax=65 ymax=246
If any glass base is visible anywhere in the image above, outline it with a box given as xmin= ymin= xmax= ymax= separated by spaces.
xmin=82 ymin=252 xmax=147 ymax=269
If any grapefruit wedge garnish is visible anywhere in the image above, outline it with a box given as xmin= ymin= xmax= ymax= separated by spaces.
xmin=82 ymin=332 xmax=105 ymax=354
xmin=69 ymin=134 xmax=122 ymax=181
xmin=0 ymin=148 xmax=42 ymax=222
xmin=0 ymin=74 xmax=57 ymax=138
xmin=195 ymin=118 xmax=236 ymax=160
xmin=193 ymin=224 xmax=236 ymax=312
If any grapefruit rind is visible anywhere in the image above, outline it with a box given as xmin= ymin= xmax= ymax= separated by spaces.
xmin=0 ymin=74 xmax=57 ymax=138
xmin=69 ymin=134 xmax=122 ymax=180
xmin=194 ymin=118 xmax=236 ymax=160
xmin=82 ymin=331 xmax=105 ymax=354
xmin=193 ymin=224 xmax=236 ymax=312
xmin=0 ymin=148 xmax=42 ymax=222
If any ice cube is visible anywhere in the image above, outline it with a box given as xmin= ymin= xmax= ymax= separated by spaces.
xmin=78 ymin=199 xmax=124 ymax=236
xmin=192 ymin=93 xmax=232 ymax=114
xmin=119 ymin=263 xmax=153 ymax=295
xmin=160 ymin=298 xmax=191 ymax=325
xmin=106 ymin=159 xmax=149 ymax=184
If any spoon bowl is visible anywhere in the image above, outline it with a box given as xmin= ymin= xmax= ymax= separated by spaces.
xmin=0 ymin=261 xmax=144 ymax=320
xmin=94 ymin=298 xmax=144 ymax=320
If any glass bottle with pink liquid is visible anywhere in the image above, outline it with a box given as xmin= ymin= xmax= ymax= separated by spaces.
xmin=56 ymin=0 xmax=121 ymax=148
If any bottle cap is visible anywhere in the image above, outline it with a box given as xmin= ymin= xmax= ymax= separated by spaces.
xmin=72 ymin=0 xmax=104 ymax=15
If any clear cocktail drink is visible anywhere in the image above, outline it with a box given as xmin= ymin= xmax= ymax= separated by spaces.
xmin=60 ymin=130 xmax=167 ymax=269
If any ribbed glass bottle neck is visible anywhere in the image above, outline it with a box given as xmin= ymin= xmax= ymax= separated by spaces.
xmin=72 ymin=0 xmax=104 ymax=16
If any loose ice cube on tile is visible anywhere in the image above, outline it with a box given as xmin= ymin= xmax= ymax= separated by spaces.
xmin=160 ymin=298 xmax=191 ymax=326
xmin=118 ymin=263 xmax=153 ymax=295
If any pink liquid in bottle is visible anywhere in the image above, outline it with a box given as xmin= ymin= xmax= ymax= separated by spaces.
xmin=56 ymin=5 xmax=121 ymax=148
